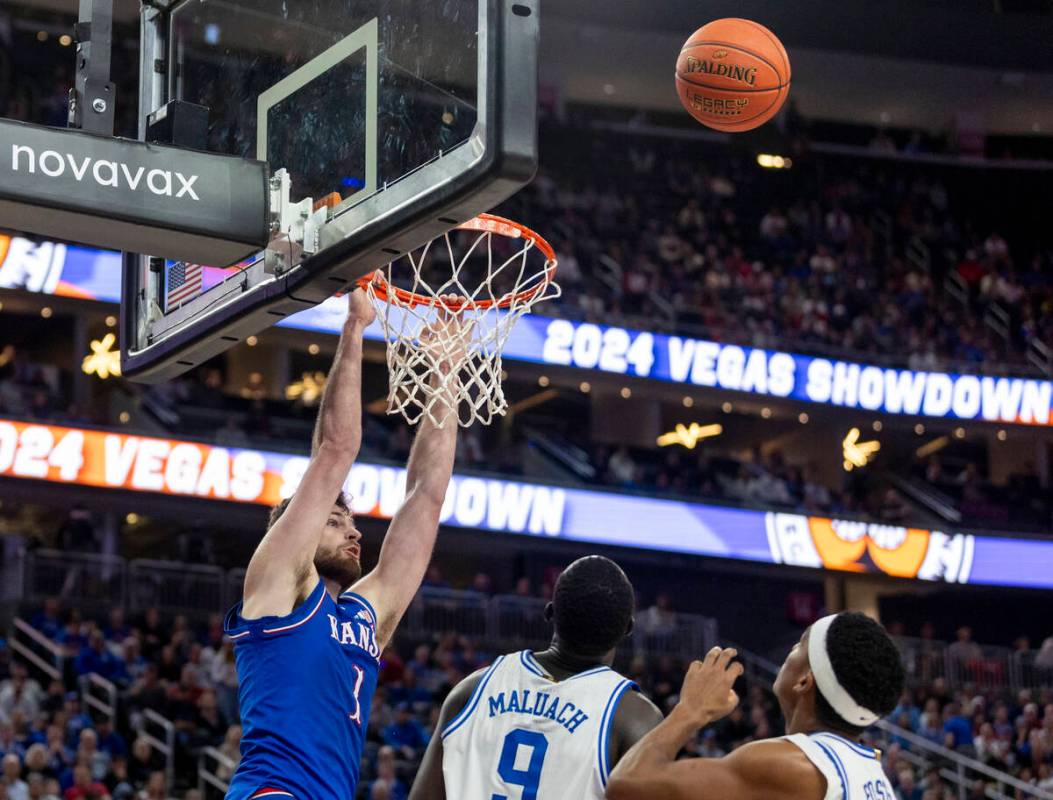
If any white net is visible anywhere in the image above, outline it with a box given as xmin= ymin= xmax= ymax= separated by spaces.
xmin=364 ymin=215 xmax=560 ymax=428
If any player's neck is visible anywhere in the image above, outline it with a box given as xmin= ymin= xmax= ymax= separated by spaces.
xmin=322 ymin=576 xmax=347 ymax=600
xmin=531 ymin=644 xmax=611 ymax=680
xmin=787 ymin=713 xmax=863 ymax=741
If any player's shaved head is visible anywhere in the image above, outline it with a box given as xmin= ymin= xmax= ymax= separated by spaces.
xmin=549 ymin=555 xmax=635 ymax=657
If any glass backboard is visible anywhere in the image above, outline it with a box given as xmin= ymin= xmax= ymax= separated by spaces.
xmin=122 ymin=0 xmax=539 ymax=382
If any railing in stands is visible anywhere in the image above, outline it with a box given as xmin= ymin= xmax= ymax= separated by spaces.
xmin=129 ymin=559 xmax=225 ymax=617
xmin=871 ymin=721 xmax=1053 ymax=800
xmin=1029 ymin=338 xmax=1053 ymax=377
xmin=894 ymin=635 xmax=1053 ymax=695
xmin=732 ymin=644 xmax=1053 ymax=800
xmin=944 ymin=271 xmax=970 ymax=309
xmin=24 ymin=549 xmax=126 ymax=612
xmin=401 ymin=589 xmax=718 ymax=661
xmin=197 ymin=746 xmax=236 ymax=798
xmin=81 ymin=672 xmax=118 ymax=725
xmin=226 ymin=568 xmax=246 ymax=611
xmin=906 ymin=235 xmax=931 ymax=275
xmin=9 ymin=617 xmax=63 ymax=682
xmin=984 ymin=300 xmax=1012 ymax=346
xmin=140 ymin=708 xmax=176 ymax=789
xmin=18 ymin=552 xmax=1051 ymax=696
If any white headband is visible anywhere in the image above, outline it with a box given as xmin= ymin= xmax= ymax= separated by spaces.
xmin=808 ymin=614 xmax=880 ymax=727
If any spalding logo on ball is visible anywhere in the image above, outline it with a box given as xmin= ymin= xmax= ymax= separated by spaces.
xmin=676 ymin=18 xmax=791 ymax=132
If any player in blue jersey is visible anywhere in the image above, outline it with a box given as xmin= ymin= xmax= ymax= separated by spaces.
xmin=606 ymin=612 xmax=905 ymax=800
xmin=223 ymin=290 xmax=461 ymax=800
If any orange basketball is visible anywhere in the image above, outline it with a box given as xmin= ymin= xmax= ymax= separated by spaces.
xmin=675 ymin=18 xmax=791 ymax=133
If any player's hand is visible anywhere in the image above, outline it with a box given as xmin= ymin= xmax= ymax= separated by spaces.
xmin=421 ymin=294 xmax=472 ymax=375
xmin=345 ymin=287 xmax=376 ymax=330
xmin=673 ymin=647 xmax=743 ymax=727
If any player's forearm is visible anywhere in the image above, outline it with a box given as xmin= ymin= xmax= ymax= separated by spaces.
xmin=606 ymin=708 xmax=706 ymax=799
xmin=312 ymin=319 xmax=365 ymax=456
xmin=405 ymin=407 xmax=458 ymax=502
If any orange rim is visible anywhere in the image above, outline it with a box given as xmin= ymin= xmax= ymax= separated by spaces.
xmin=356 ymin=213 xmax=558 ymax=311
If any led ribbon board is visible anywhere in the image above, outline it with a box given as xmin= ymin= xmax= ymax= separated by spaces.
xmin=5 ymin=241 xmax=1050 ymax=426
xmin=2 ymin=417 xmax=1052 ymax=589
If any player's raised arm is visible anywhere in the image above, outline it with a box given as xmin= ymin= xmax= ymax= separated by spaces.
xmin=351 ymin=300 xmax=462 ymax=647
xmin=606 ymin=647 xmax=824 ymax=800
xmin=241 ymin=291 xmax=375 ymax=619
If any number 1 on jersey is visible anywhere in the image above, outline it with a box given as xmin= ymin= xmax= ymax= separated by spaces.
xmin=491 ymin=729 xmax=548 ymax=800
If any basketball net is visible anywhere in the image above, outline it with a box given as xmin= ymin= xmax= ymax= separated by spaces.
xmin=361 ymin=214 xmax=560 ymax=428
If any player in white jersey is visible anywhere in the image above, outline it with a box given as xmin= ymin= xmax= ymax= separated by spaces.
xmin=608 ymin=611 xmax=904 ymax=800
xmin=409 ymin=556 xmax=663 ymax=800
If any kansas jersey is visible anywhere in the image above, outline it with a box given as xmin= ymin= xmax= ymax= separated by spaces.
xmin=442 ymin=651 xmax=637 ymax=800
xmin=786 ymin=731 xmax=894 ymax=800
xmin=223 ymin=579 xmax=380 ymax=800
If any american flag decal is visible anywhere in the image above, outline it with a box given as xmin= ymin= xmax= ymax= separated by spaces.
xmin=164 ymin=261 xmax=203 ymax=311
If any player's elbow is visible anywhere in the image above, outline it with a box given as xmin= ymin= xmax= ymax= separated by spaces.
xmin=404 ymin=475 xmax=450 ymax=510
xmin=313 ymin=439 xmax=360 ymax=474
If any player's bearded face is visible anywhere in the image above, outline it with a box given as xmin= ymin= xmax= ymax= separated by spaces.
xmin=313 ymin=507 xmax=362 ymax=588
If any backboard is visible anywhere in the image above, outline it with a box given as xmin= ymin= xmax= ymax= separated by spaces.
xmin=121 ymin=0 xmax=539 ymax=382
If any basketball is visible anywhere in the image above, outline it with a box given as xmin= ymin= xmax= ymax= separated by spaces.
xmin=675 ymin=18 xmax=791 ymax=132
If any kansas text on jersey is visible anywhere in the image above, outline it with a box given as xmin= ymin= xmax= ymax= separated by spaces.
xmin=223 ymin=580 xmax=380 ymax=800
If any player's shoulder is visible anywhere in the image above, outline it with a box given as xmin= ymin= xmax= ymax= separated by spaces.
xmin=443 ymin=655 xmax=510 ymax=714
xmin=437 ymin=655 xmax=511 ymax=739
xmin=613 ymin=685 xmax=662 ymax=719
xmin=729 ymin=738 xmax=827 ymax=796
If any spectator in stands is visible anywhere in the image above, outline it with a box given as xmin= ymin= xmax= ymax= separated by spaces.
xmin=75 ymin=632 xmax=125 ymax=684
xmin=118 ymin=642 xmax=146 ymax=689
xmin=607 ymin=446 xmax=638 ymax=487
xmin=917 ymin=708 xmax=944 ymax=746
xmin=368 ymin=746 xmax=407 ymax=800
xmin=90 ymin=721 xmax=123 ymax=764
xmin=420 ymin=566 xmax=449 ymax=591
xmin=638 ymin=594 xmax=677 ymax=641
xmin=55 ymin=614 xmax=87 ymax=658
xmin=206 ymin=645 xmax=237 ymax=729
xmin=467 ymin=573 xmax=493 ymax=597
xmin=22 ymin=744 xmax=56 ymax=783
xmin=1035 ymin=636 xmax=1053 ymax=671
xmin=189 ymin=691 xmax=225 ymax=750
xmin=102 ymin=612 xmax=128 ymax=648
xmin=0 ymin=664 xmax=42 ymax=724
xmin=105 ymin=757 xmax=134 ymax=800
xmin=43 ymin=726 xmax=70 ymax=776
xmin=382 ymin=703 xmax=429 ymax=762
xmin=31 ymin=601 xmax=62 ymax=641
xmin=942 ymin=701 xmax=974 ymax=751
xmin=62 ymin=764 xmax=110 ymax=799
xmin=513 ymin=577 xmax=533 ymax=598
xmin=213 ymin=726 xmax=240 ymax=784
xmin=55 ymin=508 xmax=97 ymax=554
xmin=3 ymin=753 xmax=28 ymax=800
xmin=61 ymin=697 xmax=92 ymax=750
xmin=125 ymin=741 xmax=157 ymax=789
xmin=896 ymin=767 xmax=922 ymax=800
xmin=948 ymin=627 xmax=984 ymax=673
xmin=974 ymin=721 xmax=1010 ymax=769
xmin=74 ymin=731 xmax=109 ymax=784
xmin=135 ymin=611 xmax=163 ymax=662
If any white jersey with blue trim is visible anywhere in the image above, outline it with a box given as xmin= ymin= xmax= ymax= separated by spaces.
xmin=785 ymin=731 xmax=894 ymax=800
xmin=441 ymin=650 xmax=637 ymax=800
